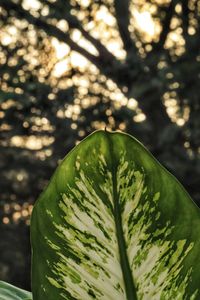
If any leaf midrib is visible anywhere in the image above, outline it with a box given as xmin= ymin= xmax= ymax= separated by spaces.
xmin=108 ymin=134 xmax=138 ymax=300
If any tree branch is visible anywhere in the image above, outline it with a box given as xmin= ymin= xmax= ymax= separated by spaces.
xmin=114 ymin=0 xmax=138 ymax=56
xmin=40 ymin=0 xmax=117 ymax=64
xmin=182 ymin=0 xmax=189 ymax=37
xmin=0 ymin=0 xmax=121 ymax=79
xmin=152 ymin=0 xmax=177 ymax=52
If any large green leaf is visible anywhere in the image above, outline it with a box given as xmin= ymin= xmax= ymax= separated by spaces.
xmin=0 ymin=281 xmax=32 ymax=300
xmin=31 ymin=130 xmax=200 ymax=299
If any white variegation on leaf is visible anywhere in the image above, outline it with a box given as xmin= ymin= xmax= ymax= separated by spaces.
xmin=0 ymin=281 xmax=32 ymax=300
xmin=31 ymin=130 xmax=200 ymax=300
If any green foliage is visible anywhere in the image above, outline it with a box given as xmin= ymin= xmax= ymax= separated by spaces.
xmin=29 ymin=130 xmax=200 ymax=299
xmin=0 ymin=281 xmax=32 ymax=300
xmin=0 ymin=0 xmax=200 ymax=289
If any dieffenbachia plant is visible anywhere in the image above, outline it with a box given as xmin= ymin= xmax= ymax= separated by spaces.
xmin=0 ymin=281 xmax=32 ymax=300
xmin=1 ymin=130 xmax=200 ymax=299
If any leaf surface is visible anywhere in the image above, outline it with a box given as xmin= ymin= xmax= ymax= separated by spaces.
xmin=31 ymin=130 xmax=200 ymax=299
xmin=0 ymin=281 xmax=32 ymax=300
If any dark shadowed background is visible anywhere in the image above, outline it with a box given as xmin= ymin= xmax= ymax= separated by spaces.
xmin=0 ymin=0 xmax=200 ymax=291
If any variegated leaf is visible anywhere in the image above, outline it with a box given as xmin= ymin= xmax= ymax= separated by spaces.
xmin=31 ymin=130 xmax=200 ymax=300
xmin=0 ymin=281 xmax=32 ymax=300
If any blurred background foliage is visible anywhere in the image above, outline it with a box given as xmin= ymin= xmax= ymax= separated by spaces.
xmin=0 ymin=0 xmax=200 ymax=291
